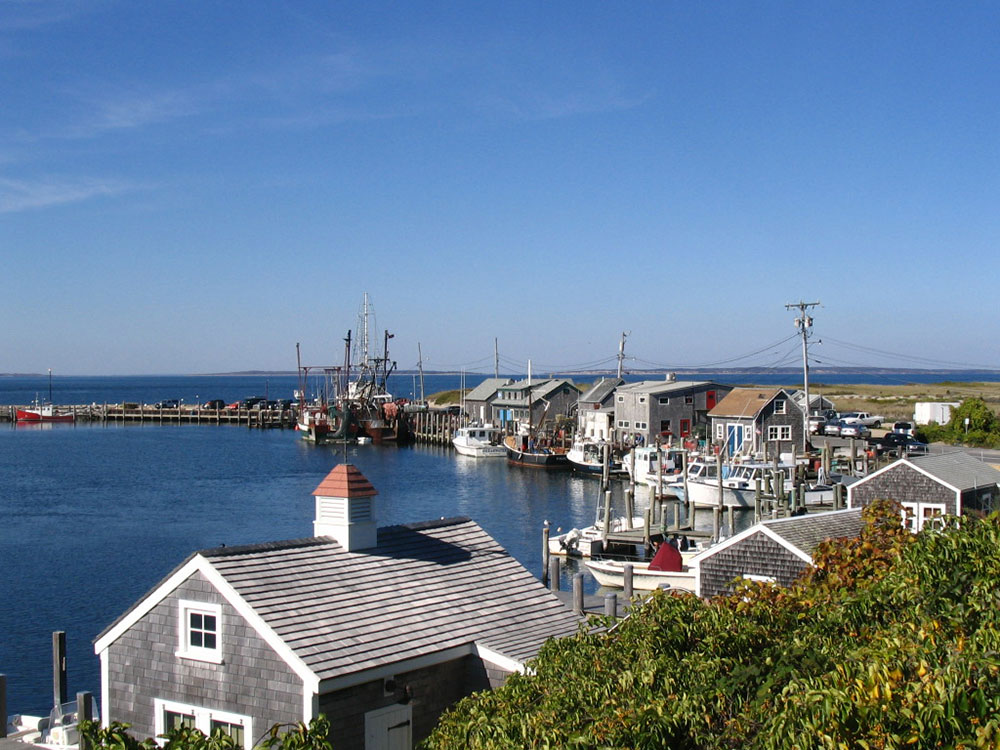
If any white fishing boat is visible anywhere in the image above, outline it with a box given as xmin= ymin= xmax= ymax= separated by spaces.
xmin=452 ymin=424 xmax=506 ymax=458
xmin=585 ymin=558 xmax=697 ymax=592
xmin=565 ymin=438 xmax=625 ymax=475
xmin=585 ymin=542 xmax=697 ymax=592
xmin=674 ymin=460 xmax=830 ymax=508
xmin=624 ymin=446 xmax=711 ymax=493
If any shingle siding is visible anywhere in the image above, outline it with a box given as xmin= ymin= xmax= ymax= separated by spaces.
xmin=849 ymin=463 xmax=957 ymax=515
xmin=317 ymin=655 xmax=493 ymax=750
xmin=698 ymin=532 xmax=808 ymax=599
xmin=106 ymin=571 xmax=302 ymax=740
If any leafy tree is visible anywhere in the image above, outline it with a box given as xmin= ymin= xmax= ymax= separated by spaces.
xmin=79 ymin=717 xmax=333 ymax=750
xmin=424 ymin=501 xmax=1000 ymax=749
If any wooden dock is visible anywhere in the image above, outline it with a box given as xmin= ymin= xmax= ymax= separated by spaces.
xmin=1 ymin=403 xmax=297 ymax=428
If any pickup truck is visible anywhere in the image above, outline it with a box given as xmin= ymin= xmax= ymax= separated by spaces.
xmin=838 ymin=411 xmax=884 ymax=428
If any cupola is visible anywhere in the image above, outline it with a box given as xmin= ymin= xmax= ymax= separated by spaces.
xmin=312 ymin=464 xmax=378 ymax=551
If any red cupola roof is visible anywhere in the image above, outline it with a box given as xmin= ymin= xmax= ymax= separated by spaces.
xmin=312 ymin=464 xmax=378 ymax=498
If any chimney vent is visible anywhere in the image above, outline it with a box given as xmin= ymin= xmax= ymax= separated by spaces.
xmin=312 ymin=464 xmax=378 ymax=551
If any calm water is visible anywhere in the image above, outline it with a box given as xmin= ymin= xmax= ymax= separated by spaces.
xmin=3 ymin=369 xmax=999 ymax=715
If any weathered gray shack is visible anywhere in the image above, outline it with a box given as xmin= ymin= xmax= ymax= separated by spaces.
xmin=94 ymin=465 xmax=580 ymax=750
xmin=694 ymin=508 xmax=863 ymax=599
xmin=461 ymin=376 xmax=513 ymax=424
xmin=847 ymin=451 xmax=1000 ymax=531
xmin=707 ymin=387 xmax=804 ymax=459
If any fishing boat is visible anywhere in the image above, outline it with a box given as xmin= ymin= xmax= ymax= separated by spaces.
xmin=565 ymin=438 xmax=625 ymax=475
xmin=16 ymin=401 xmax=76 ymax=423
xmin=452 ymin=424 xmax=506 ymax=458
xmin=296 ymin=402 xmax=350 ymax=443
xmin=585 ymin=542 xmax=697 ymax=592
xmin=672 ymin=460 xmax=830 ymax=508
xmin=504 ymin=433 xmax=571 ymax=469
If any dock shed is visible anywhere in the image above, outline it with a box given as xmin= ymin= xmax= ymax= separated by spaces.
xmin=461 ymin=377 xmax=513 ymax=424
xmin=94 ymin=465 xmax=581 ymax=750
xmin=693 ymin=508 xmax=863 ymax=599
xmin=847 ymin=451 xmax=1000 ymax=531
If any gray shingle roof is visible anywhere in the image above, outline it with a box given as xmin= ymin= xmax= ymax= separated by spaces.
xmin=616 ymin=379 xmax=716 ymax=396
xmin=200 ymin=517 xmax=581 ymax=681
xmin=762 ymin=508 xmax=863 ymax=557
xmin=579 ymin=377 xmax=624 ymax=405
xmin=464 ymin=377 xmax=514 ymax=402
xmin=908 ymin=451 xmax=1000 ymax=492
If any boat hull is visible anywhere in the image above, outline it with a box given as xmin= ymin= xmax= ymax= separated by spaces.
xmin=585 ymin=559 xmax=696 ymax=592
xmin=453 ymin=442 xmax=507 ymax=458
xmin=16 ymin=409 xmax=75 ymax=423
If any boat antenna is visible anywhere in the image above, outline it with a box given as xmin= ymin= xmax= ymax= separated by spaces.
xmin=48 ymin=368 xmax=52 ymax=403
xmin=417 ymin=343 xmax=425 ymax=403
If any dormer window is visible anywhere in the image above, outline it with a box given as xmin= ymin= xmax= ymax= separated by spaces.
xmin=774 ymin=400 xmax=786 ymax=414
xmin=177 ymin=601 xmax=222 ymax=663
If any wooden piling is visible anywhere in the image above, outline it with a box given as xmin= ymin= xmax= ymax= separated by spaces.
xmin=572 ymin=573 xmax=584 ymax=615
xmin=542 ymin=526 xmax=551 ymax=583
xmin=77 ymin=691 xmax=93 ymax=750
xmin=623 ymin=564 xmax=634 ymax=600
xmin=548 ymin=557 xmax=560 ymax=592
xmin=1 ymin=673 xmax=6 ymax=738
xmin=604 ymin=592 xmax=617 ymax=618
xmin=53 ymin=630 xmax=67 ymax=707
xmin=601 ymin=490 xmax=613 ymax=550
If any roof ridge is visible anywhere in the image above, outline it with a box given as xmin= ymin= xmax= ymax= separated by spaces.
xmin=201 ymin=536 xmax=338 ymax=557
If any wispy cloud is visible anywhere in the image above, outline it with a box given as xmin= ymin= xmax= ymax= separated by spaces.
xmin=0 ymin=175 xmax=138 ymax=213
xmin=0 ymin=0 xmax=105 ymax=32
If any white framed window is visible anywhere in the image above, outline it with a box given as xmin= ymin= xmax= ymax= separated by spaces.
xmin=177 ymin=600 xmax=222 ymax=664
xmin=742 ymin=573 xmax=776 ymax=583
xmin=155 ymin=699 xmax=251 ymax=750
xmin=617 ymin=420 xmax=630 ymax=428
xmin=638 ymin=397 xmax=646 ymax=404
xmin=658 ymin=397 xmax=670 ymax=405
xmin=767 ymin=426 xmax=792 ymax=441
xmin=635 ymin=422 xmax=647 ymax=429
xmin=715 ymin=423 xmax=724 ymax=440
xmin=901 ymin=502 xmax=947 ymax=532
xmin=774 ymin=400 xmax=786 ymax=414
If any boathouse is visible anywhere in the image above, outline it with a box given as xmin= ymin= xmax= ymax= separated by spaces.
xmin=491 ymin=378 xmax=580 ymax=432
xmin=693 ymin=508 xmax=863 ymax=598
xmin=94 ymin=465 xmax=581 ymax=750
xmin=576 ymin=377 xmax=623 ymax=442
xmin=460 ymin=377 xmax=513 ymax=425
xmin=612 ymin=377 xmax=729 ymax=446
xmin=847 ymin=451 xmax=1000 ymax=531
xmin=707 ymin=387 xmax=804 ymax=459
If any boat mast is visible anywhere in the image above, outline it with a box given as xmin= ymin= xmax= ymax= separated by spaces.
xmin=48 ymin=368 xmax=52 ymax=403
xmin=417 ymin=342 xmax=425 ymax=402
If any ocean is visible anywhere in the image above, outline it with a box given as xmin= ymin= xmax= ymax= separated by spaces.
xmin=2 ymin=370 xmax=997 ymax=717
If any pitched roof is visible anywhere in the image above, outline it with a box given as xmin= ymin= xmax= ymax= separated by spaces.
xmin=197 ymin=517 xmax=580 ymax=682
xmin=312 ymin=464 xmax=378 ymax=497
xmin=464 ymin=377 xmax=514 ymax=402
xmin=708 ymin=387 xmax=787 ymax=419
xmin=761 ymin=508 xmax=863 ymax=557
xmin=616 ymin=379 xmax=717 ymax=396
xmin=907 ymin=451 xmax=1000 ymax=492
xmin=578 ymin=377 xmax=624 ymax=405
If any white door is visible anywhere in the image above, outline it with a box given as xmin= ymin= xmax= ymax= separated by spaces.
xmin=365 ymin=704 xmax=412 ymax=750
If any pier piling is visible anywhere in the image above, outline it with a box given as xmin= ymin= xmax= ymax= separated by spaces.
xmin=53 ymin=630 xmax=67 ymax=708
xmin=1 ymin=673 xmax=7 ymax=738
xmin=572 ymin=573 xmax=584 ymax=615
xmin=604 ymin=592 xmax=617 ymax=618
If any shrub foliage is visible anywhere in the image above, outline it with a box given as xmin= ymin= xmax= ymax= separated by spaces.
xmin=424 ymin=501 xmax=1000 ymax=749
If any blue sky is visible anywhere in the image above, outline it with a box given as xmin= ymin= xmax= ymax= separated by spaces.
xmin=2 ymin=1 xmax=998 ymax=375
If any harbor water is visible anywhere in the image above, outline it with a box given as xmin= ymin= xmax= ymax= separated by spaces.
xmin=3 ymin=370 xmax=998 ymax=716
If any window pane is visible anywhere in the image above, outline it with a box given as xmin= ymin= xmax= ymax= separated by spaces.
xmin=191 ymin=631 xmax=203 ymax=648
xmin=166 ymin=711 xmax=195 ymax=731
xmin=190 ymin=613 xmax=203 ymax=629
xmin=203 ymin=615 xmax=216 ymax=632
xmin=203 ymin=632 xmax=217 ymax=649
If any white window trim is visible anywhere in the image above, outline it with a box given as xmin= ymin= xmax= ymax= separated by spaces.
xmin=658 ymin=397 xmax=670 ymax=405
xmin=176 ymin=600 xmax=223 ymax=664
xmin=742 ymin=573 xmax=776 ymax=583
xmin=901 ymin=502 xmax=947 ymax=532
xmin=767 ymin=426 xmax=792 ymax=441
xmin=154 ymin=699 xmax=252 ymax=750
xmin=774 ymin=400 xmax=786 ymax=414
xmin=715 ymin=424 xmax=724 ymax=440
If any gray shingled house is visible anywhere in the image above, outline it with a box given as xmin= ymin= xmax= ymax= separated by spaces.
xmin=461 ymin=377 xmax=513 ymax=425
xmin=693 ymin=508 xmax=863 ymax=598
xmin=612 ymin=377 xmax=728 ymax=446
xmin=707 ymin=387 xmax=804 ymax=459
xmin=94 ymin=465 xmax=580 ymax=750
xmin=491 ymin=378 xmax=581 ymax=432
xmin=847 ymin=451 xmax=1000 ymax=531
xmin=576 ymin=377 xmax=624 ymax=442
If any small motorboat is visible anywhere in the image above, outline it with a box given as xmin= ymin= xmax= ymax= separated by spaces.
xmin=585 ymin=541 xmax=697 ymax=592
xmin=16 ymin=401 xmax=75 ymax=423
xmin=452 ymin=424 xmax=506 ymax=458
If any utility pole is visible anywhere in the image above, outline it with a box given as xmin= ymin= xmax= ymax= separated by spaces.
xmin=616 ymin=332 xmax=629 ymax=379
xmin=785 ymin=301 xmax=820 ymax=451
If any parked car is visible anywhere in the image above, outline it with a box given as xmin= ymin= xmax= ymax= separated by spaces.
xmin=839 ymin=411 xmax=884 ymax=428
xmin=807 ymin=415 xmax=827 ymax=435
xmin=892 ymin=421 xmax=915 ymax=436
xmin=840 ymin=422 xmax=871 ymax=439
xmin=823 ymin=419 xmax=845 ymax=437
xmin=203 ymin=399 xmax=227 ymax=410
xmin=902 ymin=439 xmax=929 ymax=455
xmin=868 ymin=432 xmax=910 ymax=456
xmin=153 ymin=399 xmax=179 ymax=409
